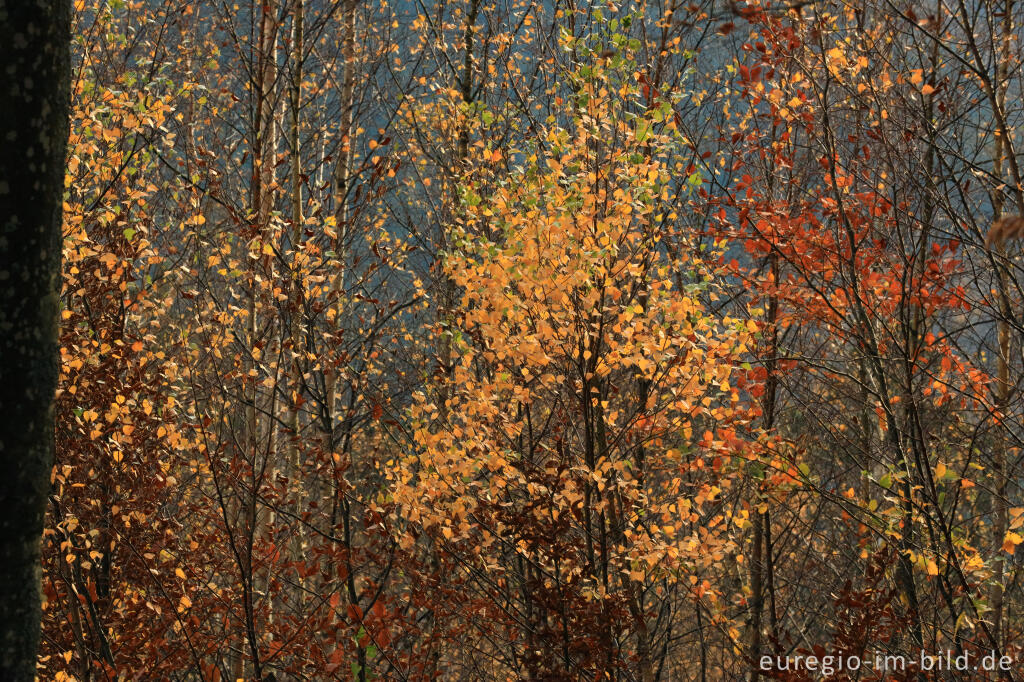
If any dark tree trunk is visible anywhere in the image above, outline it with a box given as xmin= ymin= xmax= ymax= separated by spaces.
xmin=0 ymin=1 xmax=70 ymax=679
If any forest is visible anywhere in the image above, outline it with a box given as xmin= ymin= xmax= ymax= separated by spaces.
xmin=7 ymin=0 xmax=1024 ymax=679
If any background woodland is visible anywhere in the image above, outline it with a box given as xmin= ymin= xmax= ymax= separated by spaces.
xmin=46 ymin=0 xmax=1024 ymax=679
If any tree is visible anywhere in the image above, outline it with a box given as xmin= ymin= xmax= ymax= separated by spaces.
xmin=702 ymin=2 xmax=1024 ymax=673
xmin=391 ymin=33 xmax=759 ymax=679
xmin=0 ymin=0 xmax=71 ymax=679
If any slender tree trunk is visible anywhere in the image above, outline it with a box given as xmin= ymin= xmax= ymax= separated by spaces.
xmin=237 ymin=3 xmax=280 ymax=677
xmin=254 ymin=0 xmax=280 ymax=226
xmin=988 ymin=0 xmax=1014 ymax=645
xmin=0 ymin=1 xmax=70 ymax=679
xmin=324 ymin=4 xmax=365 ymax=679
xmin=324 ymin=0 xmax=356 ymax=480
xmin=328 ymin=0 xmax=357 ymax=307
xmin=749 ymin=251 xmax=779 ymax=681
xmin=286 ymin=0 xmax=306 ymax=590
xmin=749 ymin=515 xmax=764 ymax=681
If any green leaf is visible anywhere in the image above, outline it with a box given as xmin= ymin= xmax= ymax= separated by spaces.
xmin=636 ymin=119 xmax=651 ymax=143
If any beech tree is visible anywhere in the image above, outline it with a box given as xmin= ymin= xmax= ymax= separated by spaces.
xmin=390 ymin=35 xmax=762 ymax=679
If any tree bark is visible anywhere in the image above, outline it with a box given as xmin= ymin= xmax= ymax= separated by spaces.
xmin=988 ymin=0 xmax=1015 ymax=646
xmin=0 ymin=0 xmax=70 ymax=679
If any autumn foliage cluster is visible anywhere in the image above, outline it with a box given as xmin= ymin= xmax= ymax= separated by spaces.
xmin=45 ymin=0 xmax=1024 ymax=680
